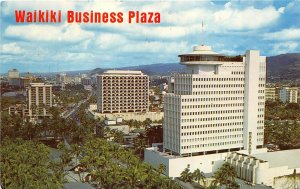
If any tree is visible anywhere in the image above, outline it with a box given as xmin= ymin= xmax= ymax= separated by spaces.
xmin=157 ymin=163 xmax=166 ymax=175
xmin=193 ymin=168 xmax=206 ymax=186
xmin=77 ymin=138 xmax=182 ymax=189
xmin=133 ymin=135 xmax=148 ymax=157
xmin=0 ymin=139 xmax=66 ymax=189
xmin=180 ymin=164 xmax=193 ymax=183
xmin=212 ymin=162 xmax=238 ymax=189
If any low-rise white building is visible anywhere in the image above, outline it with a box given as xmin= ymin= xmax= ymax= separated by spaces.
xmin=144 ymin=147 xmax=267 ymax=178
xmin=226 ymin=149 xmax=300 ymax=188
xmin=103 ymin=118 xmax=130 ymax=134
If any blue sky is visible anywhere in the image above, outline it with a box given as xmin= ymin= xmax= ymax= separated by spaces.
xmin=1 ymin=0 xmax=300 ymax=73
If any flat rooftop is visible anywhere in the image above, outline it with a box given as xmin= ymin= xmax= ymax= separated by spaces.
xmin=103 ymin=70 xmax=144 ymax=75
xmin=253 ymin=149 xmax=300 ymax=169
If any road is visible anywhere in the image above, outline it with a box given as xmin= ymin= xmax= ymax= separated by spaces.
xmin=62 ymin=93 xmax=92 ymax=119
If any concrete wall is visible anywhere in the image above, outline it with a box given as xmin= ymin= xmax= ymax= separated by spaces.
xmin=145 ymin=147 xmax=227 ymax=178
xmin=90 ymin=110 xmax=163 ymax=122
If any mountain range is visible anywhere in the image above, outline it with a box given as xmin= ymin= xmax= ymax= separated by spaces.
xmin=90 ymin=53 xmax=300 ymax=82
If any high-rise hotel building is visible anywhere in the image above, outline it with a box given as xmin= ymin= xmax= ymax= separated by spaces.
xmin=97 ymin=70 xmax=149 ymax=113
xmin=27 ymin=83 xmax=53 ymax=117
xmin=163 ymin=45 xmax=266 ymax=156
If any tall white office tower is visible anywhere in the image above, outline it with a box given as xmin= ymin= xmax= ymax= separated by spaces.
xmin=163 ymin=45 xmax=266 ymax=156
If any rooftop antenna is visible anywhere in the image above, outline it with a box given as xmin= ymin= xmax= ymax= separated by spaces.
xmin=201 ymin=20 xmax=204 ymax=46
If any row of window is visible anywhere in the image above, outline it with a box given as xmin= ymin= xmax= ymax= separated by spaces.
xmin=191 ymin=77 xmax=244 ymax=82
xmin=181 ymin=103 xmax=244 ymax=109
xmin=182 ymin=134 xmax=243 ymax=143
xmin=181 ymin=97 xmax=244 ymax=102
xmin=102 ymin=89 xmax=148 ymax=92
xmin=181 ymin=128 xmax=243 ymax=136
xmin=103 ymin=96 xmax=148 ymax=99
xmin=181 ymin=141 xmax=243 ymax=150
xmin=231 ymin=71 xmax=245 ymax=75
xmin=102 ymin=84 xmax=148 ymax=87
xmin=181 ymin=109 xmax=244 ymax=116
xmin=102 ymin=93 xmax=148 ymax=96
xmin=181 ymin=116 xmax=244 ymax=122
xmin=191 ymin=90 xmax=244 ymax=95
xmin=191 ymin=84 xmax=245 ymax=88
xmin=180 ymin=122 xmax=244 ymax=129
xmin=103 ymin=107 xmax=147 ymax=110
xmin=102 ymin=77 xmax=148 ymax=80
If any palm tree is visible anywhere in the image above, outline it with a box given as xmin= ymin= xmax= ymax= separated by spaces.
xmin=193 ymin=168 xmax=206 ymax=186
xmin=133 ymin=136 xmax=147 ymax=157
xmin=213 ymin=162 xmax=237 ymax=189
xmin=180 ymin=164 xmax=193 ymax=182
xmin=157 ymin=163 xmax=166 ymax=175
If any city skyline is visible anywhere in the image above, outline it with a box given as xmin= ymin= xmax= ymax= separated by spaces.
xmin=1 ymin=0 xmax=300 ymax=73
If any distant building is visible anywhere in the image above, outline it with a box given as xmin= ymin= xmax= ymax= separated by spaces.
xmin=8 ymin=104 xmax=25 ymax=116
xmin=159 ymin=83 xmax=168 ymax=92
xmin=9 ymin=77 xmax=33 ymax=88
xmin=8 ymin=69 xmax=19 ymax=78
xmin=73 ymin=76 xmax=81 ymax=84
xmin=265 ymin=87 xmax=276 ymax=101
xmin=56 ymin=73 xmax=71 ymax=84
xmin=81 ymin=73 xmax=87 ymax=78
xmin=102 ymin=117 xmax=130 ymax=134
xmin=27 ymin=83 xmax=53 ymax=117
xmin=81 ymin=77 xmax=92 ymax=86
xmin=167 ymin=77 xmax=174 ymax=93
xmin=279 ymin=87 xmax=298 ymax=103
xmin=97 ymin=70 xmax=149 ymax=113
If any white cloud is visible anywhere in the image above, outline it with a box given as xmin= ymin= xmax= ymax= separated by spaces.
xmin=121 ymin=41 xmax=188 ymax=54
xmin=272 ymin=42 xmax=298 ymax=54
xmin=1 ymin=42 xmax=24 ymax=54
xmin=213 ymin=6 xmax=280 ymax=31
xmin=278 ymin=7 xmax=285 ymax=14
xmin=4 ymin=24 xmax=94 ymax=42
xmin=218 ymin=49 xmax=239 ymax=55
xmin=53 ymin=52 xmax=95 ymax=62
xmin=264 ymin=28 xmax=300 ymax=40
xmin=96 ymin=33 xmax=128 ymax=49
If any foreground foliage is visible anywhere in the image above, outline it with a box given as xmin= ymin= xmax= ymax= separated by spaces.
xmin=0 ymin=139 xmax=66 ymax=189
xmin=67 ymin=138 xmax=182 ymax=189
xmin=210 ymin=162 xmax=239 ymax=189
xmin=264 ymin=120 xmax=300 ymax=149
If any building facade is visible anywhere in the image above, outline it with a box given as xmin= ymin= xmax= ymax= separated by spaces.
xmin=163 ymin=45 xmax=266 ymax=156
xmin=27 ymin=83 xmax=53 ymax=117
xmin=97 ymin=70 xmax=149 ymax=113
xmin=8 ymin=68 xmax=20 ymax=78
xmin=226 ymin=150 xmax=300 ymax=188
xmin=265 ymin=87 xmax=276 ymax=101
xmin=145 ymin=45 xmax=267 ymax=178
xmin=279 ymin=87 xmax=298 ymax=103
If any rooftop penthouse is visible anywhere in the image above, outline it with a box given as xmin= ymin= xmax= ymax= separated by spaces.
xmin=179 ymin=45 xmax=244 ymax=64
